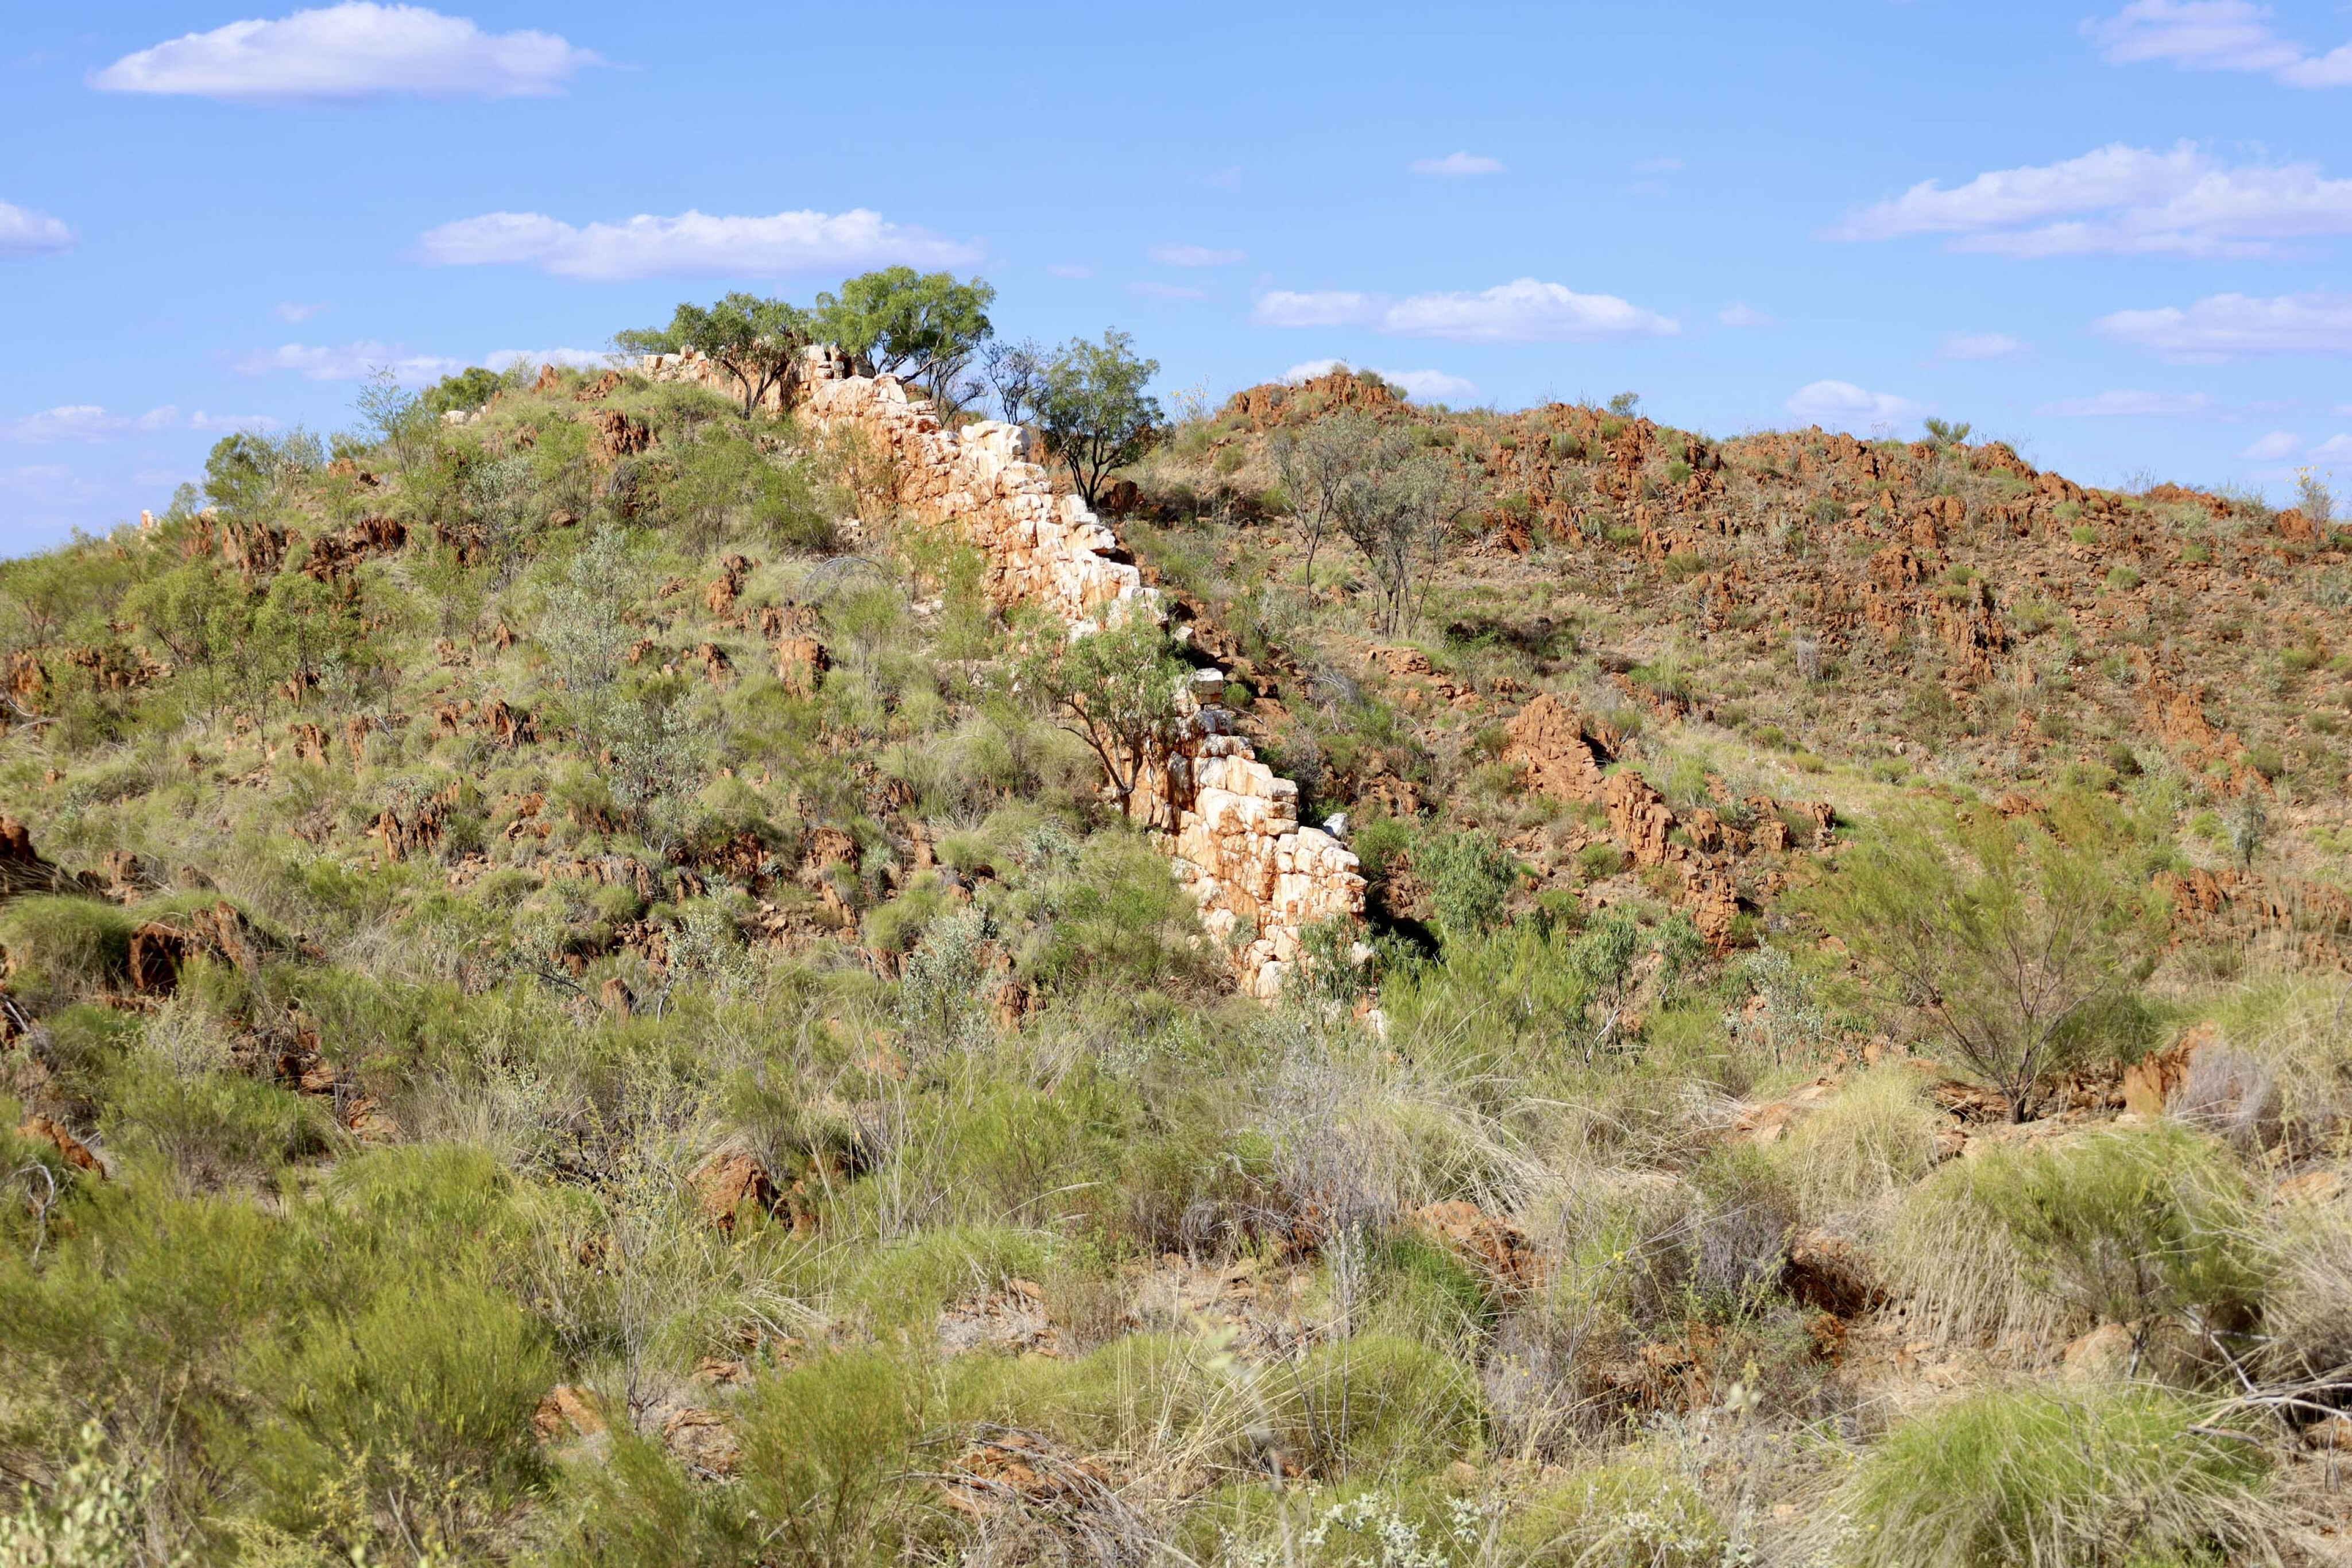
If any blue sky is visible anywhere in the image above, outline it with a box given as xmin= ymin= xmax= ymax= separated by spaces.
xmin=6 ymin=0 xmax=2352 ymax=554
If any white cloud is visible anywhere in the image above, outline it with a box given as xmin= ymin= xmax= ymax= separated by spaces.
xmin=1943 ymin=331 xmax=2022 ymax=359
xmin=8 ymin=405 xmax=278 ymax=442
xmin=2037 ymin=390 xmax=2216 ymax=417
xmin=1280 ymin=359 xmax=1476 ymax=402
xmin=479 ymin=347 xmax=612 ymax=371
xmin=1824 ymin=141 xmax=2352 ymax=258
xmin=2241 ymin=430 xmax=2305 ymax=460
xmin=0 ymin=199 xmax=74 ymax=257
xmin=1253 ymin=290 xmax=1380 ymax=328
xmin=91 ymin=2 xmax=598 ymax=102
xmin=2084 ymin=1 xmax=2352 ymax=89
xmin=9 ymin=406 xmax=129 ymax=443
xmin=415 ymin=207 xmax=982 ymax=282
xmin=1380 ymin=278 xmax=1679 ymax=342
xmin=1717 ymin=303 xmax=1774 ymax=328
xmin=1255 ymin=279 xmax=1675 ymax=342
xmin=2307 ymin=433 xmax=2352 ymax=459
xmin=274 ymin=301 xmax=327 ymax=322
xmin=235 ymin=340 xmax=462 ymax=382
xmin=1380 ymin=369 xmax=1479 ymax=402
xmin=1129 ymin=281 xmax=1206 ymax=301
xmin=2095 ymin=291 xmax=2352 ymax=361
xmin=189 ymin=410 xmax=281 ymax=432
xmin=1147 ymin=242 xmax=1244 ymax=267
xmin=1410 ymin=152 xmax=1504 ymax=177
xmin=1046 ymin=262 xmax=1093 ymax=280
xmin=2336 ymin=404 xmax=2352 ymax=416
xmin=1784 ymin=380 xmax=1922 ymax=433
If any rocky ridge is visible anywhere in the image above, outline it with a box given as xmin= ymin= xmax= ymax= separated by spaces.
xmin=642 ymin=347 xmax=1367 ymax=997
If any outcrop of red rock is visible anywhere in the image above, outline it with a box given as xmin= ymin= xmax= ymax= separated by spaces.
xmin=0 ymin=817 xmax=79 ymax=901
xmin=126 ymin=901 xmax=263 ymax=994
xmin=1502 ymin=693 xmax=1610 ymax=802
xmin=775 ymin=634 xmax=829 ymax=697
xmin=300 ymin=516 xmax=406 ymax=580
xmin=589 ymin=409 xmax=650 ymax=464
xmin=1411 ymin=1200 xmax=1539 ymax=1291
xmin=691 ymin=1149 xmax=776 ymax=1230
xmin=16 ymin=1114 xmax=102 ymax=1174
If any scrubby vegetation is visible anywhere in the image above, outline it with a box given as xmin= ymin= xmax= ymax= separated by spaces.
xmin=3 ymin=272 xmax=2350 ymax=1565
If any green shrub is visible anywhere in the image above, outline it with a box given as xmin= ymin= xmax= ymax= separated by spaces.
xmin=1350 ymin=816 xmax=1415 ymax=886
xmin=1844 ymin=1384 xmax=2274 ymax=1568
xmin=1887 ymin=1125 xmax=2264 ymax=1341
xmin=1577 ymin=842 xmax=1627 ymax=881
xmin=1770 ymin=1065 xmax=1943 ymax=1217
xmin=1281 ymin=1333 xmax=1482 ymax=1476
xmin=1415 ymin=828 xmax=1520 ymax=943
xmin=111 ymin=1070 xmax=336 ymax=1190
xmin=1508 ymin=1453 xmax=1724 ymax=1567
xmin=1802 ymin=807 xmax=2160 ymax=1121
xmin=0 ymin=896 xmax=136 ymax=1004
xmin=246 ymin=1278 xmax=555 ymax=1537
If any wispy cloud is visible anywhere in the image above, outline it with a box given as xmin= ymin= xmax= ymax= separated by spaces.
xmin=1128 ymin=281 xmax=1207 ymax=301
xmin=2095 ymin=291 xmax=2352 ymax=361
xmin=2037 ymin=390 xmax=2216 ymax=417
xmin=1046 ymin=262 xmax=1093 ymax=280
xmin=1943 ymin=331 xmax=2022 ymax=360
xmin=1253 ymin=291 xmax=1379 ymax=328
xmin=0 ymin=199 xmax=74 ymax=257
xmin=2311 ymin=433 xmax=2352 ymax=459
xmin=1717 ymin=303 xmax=1774 ymax=328
xmin=2084 ymin=1 xmax=2352 ymax=89
xmin=1410 ymin=151 xmax=1504 ymax=177
xmin=1824 ymin=141 xmax=2352 ymax=258
xmin=481 ymin=347 xmax=612 ymax=371
xmin=1785 ymin=380 xmax=1922 ymax=433
xmin=1147 ymin=242 xmax=1244 ymax=267
xmin=273 ymin=301 xmax=328 ymax=322
xmin=91 ymin=2 xmax=600 ymax=102
xmin=235 ymin=339 xmax=462 ymax=382
xmin=1256 ymin=278 xmax=1676 ymax=342
xmin=416 ymin=207 xmax=982 ymax=282
xmin=8 ymin=404 xmax=278 ymax=442
xmin=1382 ymin=279 xmax=1678 ymax=342
xmin=2241 ymin=431 xmax=2305 ymax=460
xmin=1281 ymin=359 xmax=1476 ymax=402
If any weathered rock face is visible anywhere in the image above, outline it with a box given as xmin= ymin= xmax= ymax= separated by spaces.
xmin=641 ymin=349 xmax=1365 ymax=997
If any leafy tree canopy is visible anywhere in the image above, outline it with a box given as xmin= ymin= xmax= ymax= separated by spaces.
xmin=615 ymin=293 xmax=814 ymax=416
xmin=1033 ymin=331 xmax=1162 ymax=509
xmin=813 ymin=268 xmax=996 ymax=391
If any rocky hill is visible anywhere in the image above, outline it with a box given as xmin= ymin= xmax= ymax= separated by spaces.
xmin=1 ymin=325 xmax=2349 ymax=1567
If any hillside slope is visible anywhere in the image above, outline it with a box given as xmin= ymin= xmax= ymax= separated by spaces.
xmin=2 ymin=349 xmax=2350 ymax=1567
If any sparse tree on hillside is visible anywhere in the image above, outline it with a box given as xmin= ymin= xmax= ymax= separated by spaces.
xmin=1023 ymin=608 xmax=1189 ymax=823
xmin=203 ymin=428 xmax=324 ymax=517
xmin=1033 ymin=331 xmax=1162 ymax=510
xmin=419 ymin=366 xmax=503 ymax=419
xmin=1271 ymin=412 xmax=1376 ymax=592
xmin=1808 ymin=808 xmax=2158 ymax=1122
xmin=981 ymin=336 xmax=1046 ymax=428
xmin=356 ymin=370 xmax=435 ymax=477
xmin=813 ymin=268 xmax=996 ymax=404
xmin=616 ymin=293 xmax=814 ymax=417
xmin=1923 ymin=417 xmax=1973 ymax=447
xmin=1332 ymin=432 xmax=1473 ymax=637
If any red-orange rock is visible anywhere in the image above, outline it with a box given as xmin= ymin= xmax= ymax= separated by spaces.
xmin=1504 ymin=693 xmax=1608 ymax=803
